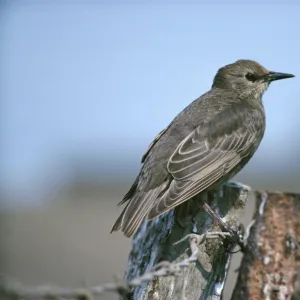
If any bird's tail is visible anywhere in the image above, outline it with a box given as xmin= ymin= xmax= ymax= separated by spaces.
xmin=110 ymin=183 xmax=168 ymax=237
xmin=110 ymin=201 xmax=130 ymax=233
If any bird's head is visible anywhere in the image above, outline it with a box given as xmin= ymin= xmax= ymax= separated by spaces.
xmin=212 ymin=59 xmax=294 ymax=100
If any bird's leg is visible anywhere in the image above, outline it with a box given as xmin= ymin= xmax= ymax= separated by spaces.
xmin=200 ymin=201 xmax=232 ymax=233
xmin=176 ymin=195 xmax=234 ymax=233
xmin=199 ymin=192 xmax=243 ymax=250
xmin=175 ymin=193 xmax=244 ymax=251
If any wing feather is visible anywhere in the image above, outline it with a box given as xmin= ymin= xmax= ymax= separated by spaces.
xmin=141 ymin=122 xmax=172 ymax=163
xmin=148 ymin=106 xmax=260 ymax=219
xmin=120 ymin=182 xmax=169 ymax=237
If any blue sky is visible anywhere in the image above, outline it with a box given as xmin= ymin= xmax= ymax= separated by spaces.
xmin=1 ymin=1 xmax=299 ymax=201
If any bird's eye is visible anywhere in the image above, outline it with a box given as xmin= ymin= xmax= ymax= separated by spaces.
xmin=245 ymin=72 xmax=257 ymax=82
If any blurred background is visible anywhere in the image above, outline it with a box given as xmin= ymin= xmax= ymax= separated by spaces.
xmin=1 ymin=1 xmax=299 ymax=299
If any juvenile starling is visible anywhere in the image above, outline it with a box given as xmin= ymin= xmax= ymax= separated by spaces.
xmin=111 ymin=59 xmax=294 ymax=237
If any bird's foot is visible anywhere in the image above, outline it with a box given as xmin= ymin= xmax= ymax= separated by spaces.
xmin=200 ymin=201 xmax=245 ymax=253
xmin=228 ymin=219 xmax=256 ymax=254
xmin=224 ymin=223 xmax=245 ymax=254
xmin=210 ymin=218 xmax=245 ymax=253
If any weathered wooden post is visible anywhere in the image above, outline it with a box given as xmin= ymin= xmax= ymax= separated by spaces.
xmin=124 ymin=182 xmax=250 ymax=300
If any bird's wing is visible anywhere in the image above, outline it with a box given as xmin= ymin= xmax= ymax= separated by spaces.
xmin=116 ymin=122 xmax=172 ymax=208
xmin=120 ymin=182 xmax=170 ymax=237
xmin=141 ymin=122 xmax=173 ymax=163
xmin=111 ymin=183 xmax=168 ymax=236
xmin=148 ymin=105 xmax=260 ymax=219
xmin=111 ymin=121 xmax=174 ymax=236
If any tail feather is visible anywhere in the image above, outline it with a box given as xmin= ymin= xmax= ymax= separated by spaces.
xmin=111 ymin=182 xmax=168 ymax=237
xmin=122 ymin=188 xmax=162 ymax=237
xmin=117 ymin=175 xmax=139 ymax=207
xmin=110 ymin=202 xmax=129 ymax=233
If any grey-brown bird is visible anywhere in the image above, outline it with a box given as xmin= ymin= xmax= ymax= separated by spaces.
xmin=111 ymin=59 xmax=294 ymax=237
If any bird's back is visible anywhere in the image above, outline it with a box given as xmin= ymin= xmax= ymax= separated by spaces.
xmin=142 ymin=88 xmax=265 ymax=189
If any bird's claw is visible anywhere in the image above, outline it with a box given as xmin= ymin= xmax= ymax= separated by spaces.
xmin=223 ymin=223 xmax=245 ymax=253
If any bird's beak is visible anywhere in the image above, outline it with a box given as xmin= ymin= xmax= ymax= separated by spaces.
xmin=263 ymin=71 xmax=295 ymax=82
